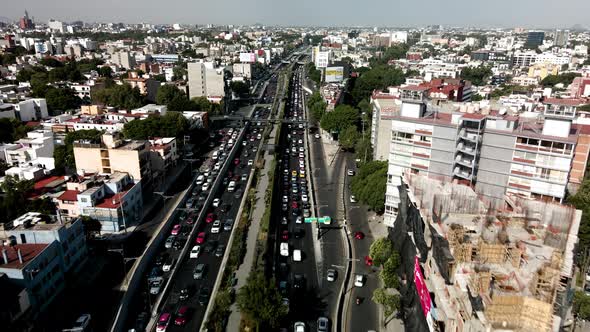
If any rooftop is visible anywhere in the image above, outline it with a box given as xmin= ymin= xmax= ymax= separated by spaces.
xmin=0 ymin=243 xmax=48 ymax=270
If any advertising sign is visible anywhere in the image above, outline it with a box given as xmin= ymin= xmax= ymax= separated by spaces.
xmin=239 ymin=52 xmax=256 ymax=63
xmin=325 ymin=66 xmax=344 ymax=83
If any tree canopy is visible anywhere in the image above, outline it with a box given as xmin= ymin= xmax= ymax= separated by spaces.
xmin=339 ymin=126 xmax=360 ymax=150
xmin=0 ymin=176 xmax=56 ymax=224
xmin=460 ymin=65 xmax=493 ymax=86
xmin=350 ymin=160 xmax=388 ymax=213
xmin=381 ymin=253 xmax=401 ymax=289
xmin=307 ymin=91 xmax=327 ymax=122
xmin=236 ymin=271 xmax=287 ymax=329
xmin=45 ymin=87 xmax=82 ymax=113
xmin=93 ymin=83 xmax=145 ymax=109
xmin=350 ymin=65 xmax=405 ymax=105
xmin=540 ymin=73 xmax=581 ymax=87
xmin=369 ymin=237 xmax=394 ymax=266
xmin=230 ymin=81 xmax=250 ymax=96
xmin=320 ymin=105 xmax=359 ymax=133
xmin=372 ymin=288 xmax=401 ymax=318
xmin=305 ymin=62 xmax=321 ymax=84
xmin=123 ymin=112 xmax=189 ymax=140
xmin=0 ymin=118 xmax=34 ymax=143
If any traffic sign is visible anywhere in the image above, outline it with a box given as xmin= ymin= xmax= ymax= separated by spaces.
xmin=318 ymin=216 xmax=331 ymax=224
xmin=304 ymin=217 xmax=317 ymax=223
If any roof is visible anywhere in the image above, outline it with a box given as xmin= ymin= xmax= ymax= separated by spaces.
xmin=57 ymin=190 xmax=78 ymax=202
xmin=94 ymin=183 xmax=135 ymax=209
xmin=34 ymin=176 xmax=65 ymax=191
xmin=0 ymin=243 xmax=49 ymax=270
xmin=402 ymin=85 xmax=430 ymax=92
xmin=543 ymin=98 xmax=587 ymax=106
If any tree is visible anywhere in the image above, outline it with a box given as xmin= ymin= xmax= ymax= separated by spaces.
xmin=237 ymin=272 xmax=287 ymax=330
xmin=369 ymin=237 xmax=394 ymax=266
xmin=0 ymin=176 xmax=36 ymax=223
xmin=230 ymin=81 xmax=250 ymax=96
xmin=350 ymin=160 xmax=388 ymax=212
xmin=0 ymin=118 xmax=33 ymax=143
xmin=305 ymin=62 xmax=321 ymax=84
xmin=97 ymin=66 xmax=113 ymax=78
xmin=123 ymin=112 xmax=189 ymax=140
xmin=460 ymin=65 xmax=493 ymax=86
xmin=355 ymin=134 xmax=373 ymax=163
xmin=45 ymin=87 xmax=82 ymax=113
xmin=80 ymin=216 xmax=102 ymax=237
xmin=339 ymin=126 xmax=359 ymax=150
xmin=93 ymin=84 xmax=144 ymax=109
xmin=381 ymin=253 xmax=401 ymax=289
xmin=40 ymin=57 xmax=64 ymax=68
xmin=156 ymin=84 xmax=186 ymax=106
xmin=372 ymin=288 xmax=401 ymax=320
xmin=350 ymin=65 xmax=405 ymax=105
xmin=541 ymin=73 xmax=581 ymax=87
xmin=320 ymin=105 xmax=359 ymax=133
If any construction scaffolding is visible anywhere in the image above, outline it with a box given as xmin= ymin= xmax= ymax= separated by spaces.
xmin=486 ymin=295 xmax=553 ymax=332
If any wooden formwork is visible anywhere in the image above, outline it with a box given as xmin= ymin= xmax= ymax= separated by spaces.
xmin=486 ymin=295 xmax=553 ymax=332
xmin=477 ymin=242 xmax=506 ymax=264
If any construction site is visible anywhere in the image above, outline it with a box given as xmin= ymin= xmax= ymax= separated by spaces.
xmin=392 ymin=173 xmax=582 ymax=332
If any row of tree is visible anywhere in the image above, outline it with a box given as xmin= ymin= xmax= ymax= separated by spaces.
xmin=305 ymin=62 xmax=321 ymax=85
xmin=540 ymin=72 xmax=581 ymax=87
xmin=236 ymin=271 xmax=287 ymax=330
xmin=155 ymin=84 xmax=223 ymax=114
xmin=460 ymin=65 xmax=493 ymax=86
xmin=369 ymin=237 xmax=402 ymax=324
xmin=350 ymin=161 xmax=388 ymax=213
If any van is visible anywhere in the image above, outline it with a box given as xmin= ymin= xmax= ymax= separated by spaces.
xmin=227 ymin=181 xmax=236 ymax=192
xmin=196 ymin=175 xmax=205 ymax=185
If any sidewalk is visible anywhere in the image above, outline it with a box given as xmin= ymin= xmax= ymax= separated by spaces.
xmin=226 ymin=123 xmax=278 ymax=332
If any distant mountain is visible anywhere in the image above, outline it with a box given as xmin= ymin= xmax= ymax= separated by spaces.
xmin=570 ymin=24 xmax=587 ymax=31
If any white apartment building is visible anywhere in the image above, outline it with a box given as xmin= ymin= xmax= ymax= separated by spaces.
xmin=187 ymin=62 xmax=225 ymax=101
xmin=0 ymin=130 xmax=55 ymax=171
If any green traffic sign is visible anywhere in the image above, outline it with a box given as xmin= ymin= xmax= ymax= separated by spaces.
xmin=318 ymin=216 xmax=332 ymax=224
xmin=304 ymin=217 xmax=317 ymax=223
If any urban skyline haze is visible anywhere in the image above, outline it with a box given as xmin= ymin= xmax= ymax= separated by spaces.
xmin=2 ymin=0 xmax=589 ymax=28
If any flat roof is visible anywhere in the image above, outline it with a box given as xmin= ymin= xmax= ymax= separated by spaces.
xmin=0 ymin=243 xmax=49 ymax=270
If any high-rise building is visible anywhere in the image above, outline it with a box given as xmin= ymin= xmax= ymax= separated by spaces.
xmin=18 ymin=10 xmax=34 ymax=30
xmin=526 ymin=31 xmax=545 ymax=48
xmin=187 ymin=62 xmax=225 ymax=101
xmin=554 ymin=29 xmax=570 ymax=47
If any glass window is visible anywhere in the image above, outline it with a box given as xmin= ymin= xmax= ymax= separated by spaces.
xmin=528 ymin=138 xmax=539 ymax=146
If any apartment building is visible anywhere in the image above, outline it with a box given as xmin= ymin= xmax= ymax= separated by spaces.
xmin=73 ymin=133 xmax=153 ymax=192
xmin=0 ymin=214 xmax=88 ymax=316
xmin=383 ymin=86 xmax=589 ymax=226
xmin=124 ymin=72 xmax=160 ymax=102
xmin=371 ymin=90 xmax=402 ymax=161
xmin=55 ymin=172 xmax=143 ymax=232
xmin=0 ymin=130 xmax=55 ymax=171
xmin=112 ymin=51 xmax=136 ymax=70
xmin=187 ymin=62 xmax=225 ymax=101
xmin=148 ymin=137 xmax=178 ymax=172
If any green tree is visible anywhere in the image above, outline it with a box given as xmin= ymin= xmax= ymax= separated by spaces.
xmin=369 ymin=237 xmax=394 ymax=266
xmin=156 ymin=84 xmax=186 ymax=106
xmin=381 ymin=253 xmax=401 ymax=289
xmin=372 ymin=288 xmax=401 ymax=320
xmin=40 ymin=57 xmax=64 ymax=67
xmin=0 ymin=176 xmax=36 ymax=223
xmin=460 ymin=65 xmax=493 ymax=86
xmin=97 ymin=66 xmax=113 ymax=78
xmin=350 ymin=160 xmax=388 ymax=212
xmin=305 ymin=62 xmax=322 ymax=84
xmin=237 ymin=272 xmax=287 ymax=330
xmin=339 ymin=126 xmax=359 ymax=150
xmin=80 ymin=215 xmax=102 ymax=237
xmin=93 ymin=84 xmax=144 ymax=109
xmin=350 ymin=65 xmax=405 ymax=105
xmin=0 ymin=118 xmax=34 ymax=143
xmin=230 ymin=81 xmax=250 ymax=96
xmin=541 ymin=73 xmax=582 ymax=87
xmin=45 ymin=87 xmax=82 ymax=113
xmin=123 ymin=112 xmax=189 ymax=140
xmin=355 ymin=134 xmax=373 ymax=163
xmin=320 ymin=105 xmax=359 ymax=133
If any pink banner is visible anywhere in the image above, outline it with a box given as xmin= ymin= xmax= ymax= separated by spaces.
xmin=414 ymin=256 xmax=432 ymax=317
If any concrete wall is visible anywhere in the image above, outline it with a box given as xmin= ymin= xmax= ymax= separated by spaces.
xmin=73 ymin=147 xmax=102 ymax=174
xmin=374 ymin=119 xmax=391 ymax=161
xmin=109 ymin=150 xmax=142 ymax=180
xmin=188 ymin=62 xmax=205 ymax=99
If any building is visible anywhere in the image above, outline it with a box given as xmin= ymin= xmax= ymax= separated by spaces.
xmin=19 ymin=10 xmax=34 ymax=30
xmin=382 ymin=87 xmax=589 ymax=226
xmin=512 ymin=51 xmax=537 ymax=67
xmin=554 ymin=29 xmax=570 ymax=47
xmin=0 ymin=213 xmax=88 ymax=317
xmin=232 ymin=63 xmax=253 ymax=79
xmin=528 ymin=63 xmax=560 ymax=80
xmin=73 ymin=133 xmax=153 ymax=192
xmin=112 ymin=51 xmax=136 ymax=70
xmin=55 ymin=172 xmax=143 ymax=232
xmin=390 ymin=172 xmax=580 ymax=331
xmin=123 ymin=73 xmax=160 ymax=102
xmin=370 ymin=90 xmax=402 ymax=161
xmin=314 ymin=51 xmax=330 ymax=69
xmin=187 ymin=62 xmax=225 ymax=101
xmin=526 ymin=31 xmax=545 ymax=47
xmin=0 ymin=130 xmax=55 ymax=171
xmin=148 ymin=137 xmax=178 ymax=173
xmin=1 ymin=99 xmax=49 ymax=122
xmin=47 ymin=20 xmax=65 ymax=33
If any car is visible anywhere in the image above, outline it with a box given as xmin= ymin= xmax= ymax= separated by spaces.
xmin=301 ymin=194 xmax=308 ymax=203
xmin=202 ymin=182 xmax=210 ymax=191
xmin=291 ymin=201 xmax=298 ymax=209
xmin=354 ymin=231 xmax=365 ymax=240
xmin=327 ymin=269 xmax=336 ymax=282
xmin=299 ymin=147 xmax=304 ymax=152
xmin=281 ymin=230 xmax=289 ymax=240
xmin=282 ymin=203 xmax=288 ymax=211
xmin=303 ymin=209 xmax=311 ymax=218
xmin=365 ymin=255 xmax=374 ymax=266
xmin=350 ymin=195 xmax=358 ymax=203
xmin=293 ymin=249 xmax=302 ymax=262
xmin=179 ymin=286 xmax=192 ymax=301
xmin=294 ymin=322 xmax=305 ymax=332
xmin=213 ymin=162 xmax=221 ymax=171
xmin=206 ymin=213 xmax=215 ymax=223
xmin=165 ymin=236 xmax=175 ymax=249
xmin=247 ymin=159 xmax=254 ymax=166
xmin=280 ymin=242 xmax=289 ymax=256
xmin=317 ymin=317 xmax=329 ymax=332
xmin=174 ymin=306 xmax=189 ymax=326
xmin=211 ymin=220 xmax=221 ymax=233
xmin=224 ymin=219 xmax=233 ymax=231
xmin=196 ymin=232 xmax=206 ymax=244
xmin=295 ymin=216 xmax=303 ymax=224
xmin=156 ymin=312 xmax=171 ymax=332
xmin=212 ymin=198 xmax=221 ymax=207
xmin=198 ymin=287 xmax=210 ymax=305
xmin=314 ymin=133 xmax=320 ymax=139
xmin=190 ymin=245 xmax=201 ymax=258
xmin=193 ymin=263 xmax=206 ymax=279
xmin=215 ymin=246 xmax=224 ymax=257
xmin=171 ymin=224 xmax=181 ymax=236
xmin=282 ymin=195 xmax=289 ymax=203
xmin=150 ymin=278 xmax=164 ymax=295
xmin=298 ymin=139 xmax=303 ymax=144
xmin=293 ymin=274 xmax=305 ymax=289
xmin=234 ymin=158 xmax=240 ymax=165
xmin=347 ymin=169 xmax=355 ymax=176
xmin=354 ymin=274 xmax=365 ymax=287
xmin=162 ymin=258 xmax=176 ymax=272
xmin=72 ymin=314 xmax=91 ymax=331
xmin=172 ymin=238 xmax=184 ymax=250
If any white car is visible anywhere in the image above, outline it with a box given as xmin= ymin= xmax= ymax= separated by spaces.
xmin=293 ymin=249 xmax=302 ymax=262
xmin=162 ymin=259 xmax=175 ymax=272
xmin=298 ymin=139 xmax=303 ymax=144
xmin=202 ymin=182 xmax=210 ymax=192
xmin=280 ymin=242 xmax=289 ymax=256
xmin=296 ymin=216 xmax=303 ymax=224
xmin=190 ymin=245 xmax=201 ymax=259
xmin=354 ymin=274 xmax=365 ymax=287
xmin=213 ymin=162 xmax=221 ymax=171
xmin=248 ymin=159 xmax=254 ymax=166
xmin=314 ymin=133 xmax=320 ymax=139
xmin=299 ymin=147 xmax=304 ymax=152
xmin=212 ymin=198 xmax=221 ymax=207
xmin=73 ymin=314 xmax=91 ymax=331
xmin=350 ymin=195 xmax=357 ymax=203
xmin=211 ymin=220 xmax=221 ymax=233
xmin=301 ymin=195 xmax=308 ymax=203
xmin=347 ymin=169 xmax=355 ymax=176
xmin=282 ymin=195 xmax=289 ymax=203
xmin=294 ymin=321 xmax=305 ymax=332
xmin=327 ymin=269 xmax=336 ymax=282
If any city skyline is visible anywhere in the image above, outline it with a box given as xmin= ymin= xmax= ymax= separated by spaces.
xmin=2 ymin=0 xmax=589 ymax=28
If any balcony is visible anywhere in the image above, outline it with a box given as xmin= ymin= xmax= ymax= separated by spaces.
xmin=453 ymin=166 xmax=473 ymax=180
xmin=456 ymin=142 xmax=477 ymax=155
xmin=455 ymin=154 xmax=474 ymax=168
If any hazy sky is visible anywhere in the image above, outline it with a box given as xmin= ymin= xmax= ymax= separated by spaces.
xmin=3 ymin=0 xmax=589 ymax=28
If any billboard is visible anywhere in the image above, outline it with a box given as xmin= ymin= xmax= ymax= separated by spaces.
xmin=414 ymin=256 xmax=435 ymax=331
xmin=325 ymin=66 xmax=344 ymax=83
xmin=239 ymin=52 xmax=256 ymax=63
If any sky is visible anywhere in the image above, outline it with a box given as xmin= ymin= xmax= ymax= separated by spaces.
xmin=2 ymin=0 xmax=589 ymax=28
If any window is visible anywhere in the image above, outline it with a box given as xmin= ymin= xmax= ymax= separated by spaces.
xmin=80 ymin=198 xmax=87 ymax=203
xmin=20 ymin=234 xmax=27 ymax=244
xmin=420 ymin=136 xmax=432 ymax=142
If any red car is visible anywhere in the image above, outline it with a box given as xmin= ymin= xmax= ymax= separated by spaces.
xmin=281 ymin=230 xmax=289 ymax=240
xmin=171 ymin=224 xmax=181 ymax=236
xmin=234 ymin=158 xmax=240 ymax=165
xmin=206 ymin=213 xmax=215 ymax=223
xmin=196 ymin=232 xmax=206 ymax=244
xmin=174 ymin=306 xmax=189 ymax=326
xmin=291 ymin=201 xmax=298 ymax=209
xmin=365 ymin=256 xmax=373 ymax=266
xmin=186 ymin=214 xmax=195 ymax=225
xmin=354 ymin=231 xmax=365 ymax=240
